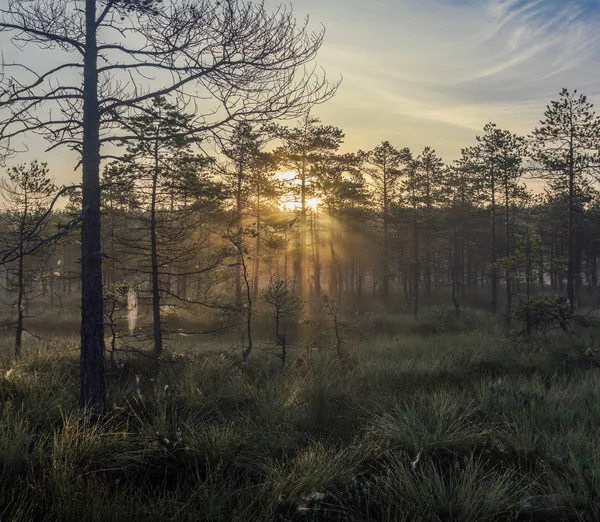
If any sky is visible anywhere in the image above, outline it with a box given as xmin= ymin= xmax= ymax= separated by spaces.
xmin=276 ymin=0 xmax=600 ymax=160
xmin=3 ymin=0 xmax=600 ymax=183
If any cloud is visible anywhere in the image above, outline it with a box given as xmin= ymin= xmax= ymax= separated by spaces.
xmin=290 ymin=0 xmax=600 ymax=159
xmin=4 ymin=0 xmax=600 ymax=183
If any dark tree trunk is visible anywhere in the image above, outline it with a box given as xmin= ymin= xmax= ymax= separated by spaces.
xmin=505 ymin=182 xmax=512 ymax=326
xmin=567 ymin=131 xmax=575 ymax=312
xmin=150 ymin=135 xmax=163 ymax=358
xmin=80 ymin=0 xmax=106 ymax=416
xmin=252 ymin=196 xmax=260 ymax=300
xmin=235 ymin=169 xmax=243 ymax=307
xmin=425 ymin=174 xmax=432 ymax=296
xmin=451 ymin=224 xmax=462 ymax=321
xmin=299 ymin=156 xmax=309 ymax=305
xmin=15 ymin=243 xmax=24 ymax=358
xmin=490 ymin=166 xmax=498 ymax=314
xmin=413 ymin=205 xmax=419 ymax=320
xmin=328 ymin=226 xmax=338 ymax=299
xmin=357 ymin=261 xmax=363 ymax=299
xmin=312 ymin=212 xmax=321 ymax=296
xmin=381 ymin=176 xmax=390 ymax=302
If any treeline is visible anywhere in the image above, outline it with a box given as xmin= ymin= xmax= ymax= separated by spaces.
xmin=2 ymin=89 xmax=599 ymax=352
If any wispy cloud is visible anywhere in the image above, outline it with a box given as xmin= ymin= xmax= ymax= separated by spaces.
xmin=291 ymin=0 xmax=600 ymax=159
xmin=4 ymin=0 xmax=600 ymax=183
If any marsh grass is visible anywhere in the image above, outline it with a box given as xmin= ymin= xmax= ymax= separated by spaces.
xmin=0 ymin=324 xmax=599 ymax=520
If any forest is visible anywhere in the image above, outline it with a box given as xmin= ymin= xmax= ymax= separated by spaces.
xmin=1 ymin=0 xmax=600 ymax=521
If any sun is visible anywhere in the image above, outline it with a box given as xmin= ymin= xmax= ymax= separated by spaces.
xmin=280 ymin=197 xmax=321 ymax=212
xmin=277 ymin=171 xmax=322 ymax=212
xmin=306 ymin=197 xmax=321 ymax=211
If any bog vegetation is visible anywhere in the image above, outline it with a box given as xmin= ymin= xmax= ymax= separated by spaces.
xmin=1 ymin=0 xmax=600 ymax=520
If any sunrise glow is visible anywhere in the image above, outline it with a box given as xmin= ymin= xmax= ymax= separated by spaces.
xmin=276 ymin=171 xmax=322 ymax=212
xmin=280 ymin=197 xmax=322 ymax=213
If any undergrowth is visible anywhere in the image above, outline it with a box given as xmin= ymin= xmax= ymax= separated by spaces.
xmin=0 ymin=327 xmax=598 ymax=521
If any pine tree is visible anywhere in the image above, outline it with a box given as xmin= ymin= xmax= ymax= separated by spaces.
xmin=113 ymin=96 xmax=220 ymax=358
xmin=530 ymin=89 xmax=600 ymax=311
xmin=363 ymin=142 xmax=412 ymax=302
xmin=411 ymin=147 xmax=446 ymax=299
xmin=270 ymin=115 xmax=344 ymax=305
xmin=222 ymin=123 xmax=266 ymax=310
xmin=461 ymin=123 xmax=525 ymax=314
xmin=0 ymin=161 xmax=56 ymax=357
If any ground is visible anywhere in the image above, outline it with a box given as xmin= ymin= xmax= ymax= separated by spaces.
xmin=0 ymin=312 xmax=599 ymax=521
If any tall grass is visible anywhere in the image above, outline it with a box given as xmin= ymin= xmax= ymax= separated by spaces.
xmin=0 ymin=324 xmax=598 ymax=520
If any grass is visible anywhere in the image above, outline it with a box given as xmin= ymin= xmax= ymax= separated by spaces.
xmin=0 ymin=322 xmax=599 ymax=521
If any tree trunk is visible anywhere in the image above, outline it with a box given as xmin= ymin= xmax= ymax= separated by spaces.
xmin=425 ymin=171 xmax=432 ymax=296
xmin=381 ymin=173 xmax=390 ymax=302
xmin=490 ymin=166 xmax=498 ymax=314
xmin=451 ymin=224 xmax=461 ymax=321
xmin=284 ymin=228 xmax=289 ymax=283
xmin=567 ymin=129 xmax=575 ymax=311
xmin=413 ymin=205 xmax=419 ymax=320
xmin=235 ymin=168 xmax=243 ymax=307
xmin=299 ymin=155 xmax=309 ymax=304
xmin=150 ymin=135 xmax=163 ymax=358
xmin=328 ymin=220 xmax=338 ymax=298
xmin=15 ymin=243 xmax=24 ymax=358
xmin=252 ymin=196 xmax=260 ymax=300
xmin=312 ymin=211 xmax=321 ymax=296
xmin=505 ymin=183 xmax=512 ymax=326
xmin=80 ymin=0 xmax=106 ymax=416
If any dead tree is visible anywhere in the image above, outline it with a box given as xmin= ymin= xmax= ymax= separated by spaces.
xmin=227 ymin=224 xmax=254 ymax=362
xmin=0 ymin=0 xmax=338 ymax=415
xmin=262 ymin=279 xmax=303 ymax=368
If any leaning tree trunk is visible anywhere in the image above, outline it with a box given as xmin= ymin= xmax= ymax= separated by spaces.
xmin=80 ymin=0 xmax=106 ymax=416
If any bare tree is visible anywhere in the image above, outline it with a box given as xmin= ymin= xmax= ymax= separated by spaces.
xmin=0 ymin=0 xmax=338 ymax=415
xmin=262 ymin=278 xmax=303 ymax=368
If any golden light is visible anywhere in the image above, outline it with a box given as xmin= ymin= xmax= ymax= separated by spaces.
xmin=280 ymin=197 xmax=321 ymax=212
xmin=277 ymin=170 xmax=297 ymax=182
xmin=276 ymin=171 xmax=322 ymax=212
xmin=306 ymin=197 xmax=321 ymax=211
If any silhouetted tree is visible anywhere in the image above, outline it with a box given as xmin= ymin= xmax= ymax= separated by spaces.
xmin=0 ymin=161 xmax=56 ymax=357
xmin=0 ymin=0 xmax=337 ymax=414
xmin=112 ymin=96 xmax=222 ymax=359
xmin=271 ymin=115 xmax=344 ymax=304
xmin=364 ymin=142 xmax=411 ymax=302
xmin=530 ymin=89 xmax=600 ymax=311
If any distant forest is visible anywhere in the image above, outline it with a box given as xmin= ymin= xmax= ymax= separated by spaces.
xmin=1 ymin=87 xmax=598 ymax=350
